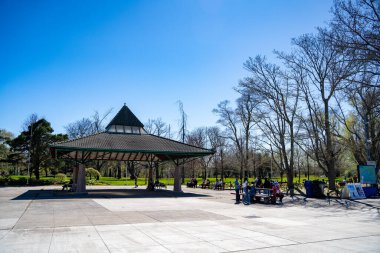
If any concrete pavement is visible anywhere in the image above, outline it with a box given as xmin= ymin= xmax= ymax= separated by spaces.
xmin=0 ymin=186 xmax=379 ymax=252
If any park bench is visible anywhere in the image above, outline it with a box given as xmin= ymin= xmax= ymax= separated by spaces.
xmin=62 ymin=183 xmax=76 ymax=192
xmin=186 ymin=181 xmax=197 ymax=188
xmin=154 ymin=182 xmax=167 ymax=189
xmin=199 ymin=182 xmax=210 ymax=189
xmin=212 ymin=182 xmax=225 ymax=190
xmin=230 ymin=188 xmax=283 ymax=204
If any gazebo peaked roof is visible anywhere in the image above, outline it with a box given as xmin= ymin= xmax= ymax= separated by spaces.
xmin=106 ymin=104 xmax=144 ymax=129
xmin=50 ymin=104 xmax=214 ymax=163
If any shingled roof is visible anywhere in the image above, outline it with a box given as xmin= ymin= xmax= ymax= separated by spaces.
xmin=51 ymin=104 xmax=214 ymax=162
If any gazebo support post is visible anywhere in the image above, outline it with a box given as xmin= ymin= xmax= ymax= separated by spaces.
xmin=173 ymin=162 xmax=182 ymax=193
xmin=155 ymin=162 xmax=159 ymax=181
xmin=72 ymin=165 xmax=78 ymax=186
xmin=76 ymin=163 xmax=86 ymax=193
xmin=148 ymin=166 xmax=153 ymax=182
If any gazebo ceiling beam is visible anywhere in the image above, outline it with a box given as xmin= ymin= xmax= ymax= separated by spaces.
xmin=82 ymin=151 xmax=92 ymax=163
xmin=132 ymin=152 xmax=139 ymax=161
xmin=55 ymin=149 xmax=207 ymax=164
xmin=100 ymin=152 xmax=110 ymax=160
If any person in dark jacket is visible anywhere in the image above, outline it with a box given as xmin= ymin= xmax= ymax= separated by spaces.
xmin=263 ymin=178 xmax=271 ymax=188
xmin=234 ymin=176 xmax=240 ymax=204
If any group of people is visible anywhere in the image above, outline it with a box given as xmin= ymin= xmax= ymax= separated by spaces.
xmin=200 ymin=178 xmax=210 ymax=188
xmin=187 ymin=177 xmax=198 ymax=188
xmin=234 ymin=176 xmax=283 ymax=205
xmin=187 ymin=178 xmax=225 ymax=190
xmin=213 ymin=178 xmax=224 ymax=190
xmin=186 ymin=177 xmax=211 ymax=188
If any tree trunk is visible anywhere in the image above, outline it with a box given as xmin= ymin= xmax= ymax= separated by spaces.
xmin=240 ymin=155 xmax=244 ymax=180
xmin=117 ymin=162 xmax=122 ymax=179
xmin=148 ymin=166 xmax=153 ymax=181
xmin=327 ymin=163 xmax=336 ymax=191
xmin=155 ymin=162 xmax=159 ymax=181
xmin=286 ymin=168 xmax=294 ymax=191
xmin=245 ymin=129 xmax=250 ymax=179
xmin=324 ymin=99 xmax=336 ymax=190
xmin=221 ymin=149 xmax=224 ymax=181
xmin=127 ymin=162 xmax=136 ymax=180
xmin=33 ymin=163 xmax=40 ymax=180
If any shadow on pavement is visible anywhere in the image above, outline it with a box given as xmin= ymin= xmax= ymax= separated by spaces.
xmin=12 ymin=188 xmax=211 ymax=200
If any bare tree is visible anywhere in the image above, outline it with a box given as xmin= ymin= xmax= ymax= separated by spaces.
xmin=92 ymin=109 xmax=113 ymax=132
xmin=65 ymin=109 xmax=112 ymax=139
xmin=328 ymin=0 xmax=380 ymax=77
xmin=278 ymin=31 xmax=357 ymax=190
xmin=213 ymin=100 xmax=244 ymax=179
xmin=177 ymin=100 xmax=187 ymax=182
xmin=145 ymin=118 xmax=169 ymax=137
xmin=240 ymin=55 xmax=300 ymax=190
xmin=206 ymin=126 xmax=227 ymax=180
xmin=326 ymin=0 xmax=380 ymax=172
xmin=22 ymin=114 xmax=38 ymax=131
xmin=65 ymin=118 xmax=94 ymax=139
xmin=335 ymin=69 xmax=380 ymax=166
xmin=186 ymin=127 xmax=213 ymax=179
xmin=144 ymin=117 xmax=170 ymax=180
xmin=234 ymin=89 xmax=260 ymax=177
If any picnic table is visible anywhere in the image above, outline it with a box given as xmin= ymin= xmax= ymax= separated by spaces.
xmin=254 ymin=188 xmax=274 ymax=204
xmin=252 ymin=188 xmax=284 ymax=204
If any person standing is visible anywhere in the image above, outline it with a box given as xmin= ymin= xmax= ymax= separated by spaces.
xmin=243 ymin=177 xmax=250 ymax=205
xmin=235 ymin=176 xmax=241 ymax=204
xmin=249 ymin=182 xmax=256 ymax=203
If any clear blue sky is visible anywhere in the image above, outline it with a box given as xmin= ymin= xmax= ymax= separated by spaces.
xmin=0 ymin=0 xmax=333 ymax=136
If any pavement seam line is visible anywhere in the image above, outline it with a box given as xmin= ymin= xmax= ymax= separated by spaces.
xmin=11 ymin=189 xmax=38 ymax=230
xmin=83 ymin=200 xmax=112 ymax=253
xmin=239 ymin=225 xmax=302 ymax=244
xmin=288 ymin=233 xmax=380 ymax=246
xmin=93 ymin=225 xmax=112 ymax=253
xmin=47 ymin=227 xmax=55 ymax=253
xmin=229 ymin=233 xmax=380 ymax=252
xmin=47 ymin=200 xmax=56 ymax=253
xmin=130 ymin=223 xmax=178 ymax=253
xmin=169 ymin=220 xmax=232 ymax=252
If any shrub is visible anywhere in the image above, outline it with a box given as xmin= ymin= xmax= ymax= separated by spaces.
xmin=86 ymin=168 xmax=101 ymax=180
xmin=87 ymin=179 xmax=100 ymax=185
xmin=55 ymin=173 xmax=67 ymax=183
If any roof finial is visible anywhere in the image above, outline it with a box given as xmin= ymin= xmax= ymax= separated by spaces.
xmin=124 ymin=103 xmax=126 ymax=106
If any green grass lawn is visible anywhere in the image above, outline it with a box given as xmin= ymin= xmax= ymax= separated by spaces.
xmin=97 ymin=177 xmax=175 ymax=186
xmin=3 ymin=175 xmax=340 ymax=187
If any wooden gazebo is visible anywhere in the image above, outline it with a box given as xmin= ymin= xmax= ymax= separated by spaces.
xmin=50 ymin=104 xmax=214 ymax=193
